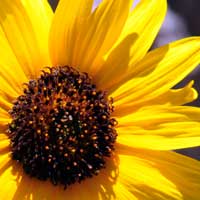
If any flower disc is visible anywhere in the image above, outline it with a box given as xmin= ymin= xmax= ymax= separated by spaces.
xmin=8 ymin=66 xmax=117 ymax=187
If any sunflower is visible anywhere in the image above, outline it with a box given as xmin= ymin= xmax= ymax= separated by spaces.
xmin=1 ymin=0 xmax=200 ymax=199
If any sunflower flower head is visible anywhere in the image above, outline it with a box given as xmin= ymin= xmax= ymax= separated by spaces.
xmin=0 ymin=0 xmax=200 ymax=199
xmin=8 ymin=66 xmax=117 ymax=186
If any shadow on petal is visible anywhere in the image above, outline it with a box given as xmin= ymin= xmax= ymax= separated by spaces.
xmin=95 ymin=33 xmax=138 ymax=92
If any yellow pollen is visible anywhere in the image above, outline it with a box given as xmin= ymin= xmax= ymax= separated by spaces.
xmin=92 ymin=91 xmax=96 ymax=96
xmin=64 ymin=153 xmax=68 ymax=157
xmin=45 ymin=146 xmax=49 ymax=150
xmin=113 ymin=121 xmax=118 ymax=125
xmin=99 ymin=103 xmax=104 ymax=108
xmin=71 ymin=149 xmax=76 ymax=153
xmin=105 ymin=136 xmax=109 ymax=140
xmin=92 ymin=136 xmax=97 ymax=140
xmin=84 ymin=130 xmax=88 ymax=134
xmin=35 ymin=154 xmax=38 ymax=158
xmin=102 ymin=115 xmax=107 ymax=119
xmin=59 ymin=140 xmax=63 ymax=145
xmin=57 ymin=124 xmax=61 ymax=128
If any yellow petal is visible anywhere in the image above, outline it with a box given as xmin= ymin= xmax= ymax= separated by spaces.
xmin=0 ymin=80 xmax=15 ymax=121
xmin=148 ymin=80 xmax=197 ymax=106
xmin=0 ymin=111 xmax=10 ymax=126
xmin=112 ymin=81 xmax=197 ymax=117
xmin=115 ymin=81 xmax=197 ymax=117
xmin=0 ymin=138 xmax=9 ymax=155
xmin=76 ymin=0 xmax=133 ymax=75
xmin=0 ymin=25 xmax=28 ymax=98
xmin=96 ymin=0 xmax=167 ymax=90
xmin=116 ymin=105 xmax=200 ymax=150
xmin=51 ymin=0 xmax=133 ymax=74
xmin=0 ymin=0 xmax=53 ymax=79
xmin=0 ymin=95 xmax=13 ymax=112
xmin=0 ymin=134 xmax=8 ymax=141
xmin=117 ymin=144 xmax=200 ymax=200
xmin=49 ymin=0 xmax=94 ymax=66
xmin=0 ymin=153 xmax=11 ymax=171
xmin=0 ymin=133 xmax=9 ymax=156
xmin=117 ymin=134 xmax=200 ymax=151
xmin=0 ymin=27 xmax=28 ymax=95
xmin=0 ymin=107 xmax=10 ymax=119
xmin=0 ymin=107 xmax=10 ymax=132
xmin=111 ymin=37 xmax=200 ymax=114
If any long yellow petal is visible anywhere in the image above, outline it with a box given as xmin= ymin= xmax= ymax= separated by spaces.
xmin=96 ymin=0 xmax=167 ymax=90
xmin=147 ymin=81 xmax=197 ymax=106
xmin=50 ymin=0 xmax=133 ymax=75
xmin=0 ymin=25 xmax=28 ymax=96
xmin=0 ymin=139 xmax=9 ymax=152
xmin=116 ymin=105 xmax=200 ymax=150
xmin=111 ymin=37 xmax=200 ymax=114
xmin=76 ymin=0 xmax=133 ymax=75
xmin=0 ymin=77 xmax=18 ymax=119
xmin=0 ymin=0 xmax=53 ymax=79
xmin=0 ymin=95 xmax=13 ymax=112
xmin=0 ymin=107 xmax=10 ymax=132
xmin=0 ymin=114 xmax=10 ymax=127
xmin=0 ymin=133 xmax=9 ymax=156
xmin=117 ymin=144 xmax=200 ymax=200
xmin=0 ymin=134 xmax=8 ymax=141
xmin=49 ymin=0 xmax=94 ymax=66
xmin=112 ymin=81 xmax=197 ymax=117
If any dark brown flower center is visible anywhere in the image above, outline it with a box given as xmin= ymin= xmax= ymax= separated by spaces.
xmin=8 ymin=66 xmax=117 ymax=188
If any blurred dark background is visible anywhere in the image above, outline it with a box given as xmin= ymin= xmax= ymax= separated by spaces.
xmin=168 ymin=0 xmax=200 ymax=36
xmin=48 ymin=0 xmax=58 ymax=11
xmin=48 ymin=0 xmax=200 ymax=159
